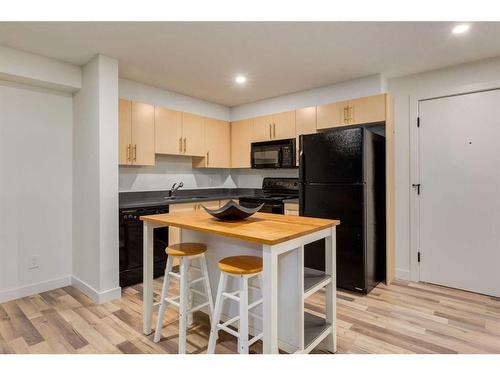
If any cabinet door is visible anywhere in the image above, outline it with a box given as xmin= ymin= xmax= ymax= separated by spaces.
xmin=348 ymin=94 xmax=386 ymax=125
xmin=272 ymin=111 xmax=295 ymax=140
xmin=295 ymin=107 xmax=316 ymax=136
xmin=131 ymin=101 xmax=155 ymax=166
xmin=182 ymin=113 xmax=205 ymax=157
xmin=203 ymin=118 xmax=230 ymax=168
xmin=155 ymin=106 xmax=183 ymax=155
xmin=252 ymin=115 xmax=273 ymax=142
xmin=317 ymin=101 xmax=349 ymax=130
xmin=168 ymin=203 xmax=197 ymax=245
xmin=230 ymin=119 xmax=253 ymax=168
xmin=119 ymin=99 xmax=132 ymax=165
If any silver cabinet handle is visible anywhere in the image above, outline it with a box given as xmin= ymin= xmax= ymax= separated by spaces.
xmin=183 ymin=138 xmax=187 ymax=153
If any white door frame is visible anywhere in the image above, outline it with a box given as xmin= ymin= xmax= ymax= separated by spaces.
xmin=409 ymin=80 xmax=500 ymax=282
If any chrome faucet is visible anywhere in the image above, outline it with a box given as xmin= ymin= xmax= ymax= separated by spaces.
xmin=170 ymin=182 xmax=184 ymax=196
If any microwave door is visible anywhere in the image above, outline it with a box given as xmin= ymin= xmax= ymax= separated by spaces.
xmin=253 ymin=148 xmax=280 ymax=168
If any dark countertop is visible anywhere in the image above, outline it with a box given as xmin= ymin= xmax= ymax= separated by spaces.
xmin=119 ymin=188 xmax=261 ymax=209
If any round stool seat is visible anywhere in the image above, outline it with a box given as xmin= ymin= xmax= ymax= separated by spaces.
xmin=218 ymin=255 xmax=263 ymax=275
xmin=166 ymin=243 xmax=207 ymax=257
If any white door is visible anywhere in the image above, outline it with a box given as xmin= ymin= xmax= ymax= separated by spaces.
xmin=418 ymin=90 xmax=500 ymax=297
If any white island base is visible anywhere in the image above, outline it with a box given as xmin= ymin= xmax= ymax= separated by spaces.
xmin=141 ymin=211 xmax=337 ymax=354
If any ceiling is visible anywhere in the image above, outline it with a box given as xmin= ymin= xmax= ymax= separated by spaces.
xmin=1 ymin=22 xmax=500 ymax=106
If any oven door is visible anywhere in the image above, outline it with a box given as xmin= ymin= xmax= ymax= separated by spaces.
xmin=251 ymin=144 xmax=281 ymax=169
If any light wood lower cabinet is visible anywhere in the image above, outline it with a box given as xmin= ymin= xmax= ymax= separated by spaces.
xmin=193 ymin=118 xmax=230 ymax=168
xmin=168 ymin=200 xmax=222 ymax=245
xmin=155 ymin=107 xmax=183 ymax=155
xmin=230 ymin=119 xmax=253 ymax=168
xmin=119 ymin=99 xmax=155 ymax=166
xmin=284 ymin=202 xmax=299 ymax=216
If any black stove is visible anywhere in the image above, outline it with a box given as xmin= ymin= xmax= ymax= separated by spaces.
xmin=239 ymin=177 xmax=298 ymax=214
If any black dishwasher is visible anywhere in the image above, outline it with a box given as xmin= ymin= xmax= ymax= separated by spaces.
xmin=119 ymin=205 xmax=169 ymax=287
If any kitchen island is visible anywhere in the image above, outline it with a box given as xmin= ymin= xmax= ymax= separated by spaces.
xmin=141 ymin=210 xmax=340 ymax=354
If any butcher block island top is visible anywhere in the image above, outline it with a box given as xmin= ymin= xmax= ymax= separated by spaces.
xmin=140 ymin=210 xmax=340 ymax=245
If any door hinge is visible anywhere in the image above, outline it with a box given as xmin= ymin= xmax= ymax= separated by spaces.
xmin=418 ymin=252 xmax=421 ymax=263
xmin=412 ymin=183 xmax=421 ymax=195
xmin=417 ymin=117 xmax=420 ymax=128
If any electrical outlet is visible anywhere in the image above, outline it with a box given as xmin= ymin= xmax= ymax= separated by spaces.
xmin=29 ymin=255 xmax=40 ymax=269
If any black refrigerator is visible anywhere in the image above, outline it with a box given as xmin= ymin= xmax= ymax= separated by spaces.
xmin=299 ymin=127 xmax=386 ymax=293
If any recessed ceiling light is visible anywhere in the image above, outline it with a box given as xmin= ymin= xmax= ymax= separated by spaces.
xmin=235 ymin=75 xmax=247 ymax=85
xmin=452 ymin=24 xmax=470 ymax=35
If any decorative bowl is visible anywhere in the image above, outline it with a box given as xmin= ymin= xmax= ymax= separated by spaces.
xmin=201 ymin=200 xmax=264 ymax=221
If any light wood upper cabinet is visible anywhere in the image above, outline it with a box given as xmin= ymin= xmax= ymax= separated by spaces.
xmin=296 ymin=107 xmax=317 ymax=136
xmin=317 ymin=94 xmax=387 ymax=130
xmin=155 ymin=107 xmax=183 ymax=155
xmin=317 ymin=101 xmax=348 ymax=130
xmin=231 ymin=119 xmax=253 ymax=168
xmin=348 ymin=94 xmax=386 ymax=125
xmin=195 ymin=118 xmax=230 ymax=168
xmin=119 ymin=99 xmax=155 ymax=166
xmin=272 ymin=111 xmax=296 ymax=140
xmin=182 ymin=113 xmax=205 ymax=157
xmin=252 ymin=115 xmax=273 ymax=142
xmin=131 ymin=102 xmax=155 ymax=166
xmin=119 ymin=99 xmax=132 ymax=165
xmin=252 ymin=112 xmax=295 ymax=141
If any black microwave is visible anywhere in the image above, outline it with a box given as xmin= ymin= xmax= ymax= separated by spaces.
xmin=251 ymin=138 xmax=297 ymax=169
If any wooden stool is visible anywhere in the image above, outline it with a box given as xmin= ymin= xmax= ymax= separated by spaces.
xmin=154 ymin=243 xmax=215 ymax=354
xmin=207 ymin=255 xmax=264 ymax=354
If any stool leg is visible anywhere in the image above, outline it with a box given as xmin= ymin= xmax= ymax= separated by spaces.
xmin=200 ymin=255 xmax=215 ymax=323
xmin=207 ymin=272 xmax=227 ymax=354
xmin=186 ymin=258 xmax=194 ymax=327
xmin=154 ymin=256 xmax=173 ymax=343
xmin=178 ymin=256 xmax=188 ymax=354
xmin=238 ymin=276 xmax=249 ymax=354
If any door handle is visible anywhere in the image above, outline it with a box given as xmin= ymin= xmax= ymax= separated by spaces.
xmin=126 ymin=144 xmax=131 ymax=162
xmin=343 ymin=106 xmax=348 ymax=123
xmin=179 ymin=137 xmax=182 ymax=153
xmin=207 ymin=151 xmax=210 ymax=166
xmin=269 ymin=123 xmax=272 ymax=139
xmin=349 ymin=105 xmax=354 ymax=123
xmin=273 ymin=123 xmax=276 ymax=138
xmin=133 ymin=144 xmax=137 ymax=162
xmin=412 ymin=184 xmax=421 ymax=195
xmin=183 ymin=138 xmax=187 ymax=153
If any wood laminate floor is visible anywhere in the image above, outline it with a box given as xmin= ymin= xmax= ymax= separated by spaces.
xmin=1 ymin=278 xmax=500 ymax=354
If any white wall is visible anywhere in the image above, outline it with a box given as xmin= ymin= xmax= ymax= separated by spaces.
xmin=73 ymin=55 xmax=120 ymax=303
xmin=388 ymin=56 xmax=500 ymax=280
xmin=119 ymin=79 xmax=230 ymax=121
xmin=120 ymin=155 xmax=235 ymax=191
xmin=0 ymin=45 xmax=81 ymax=93
xmin=230 ymin=74 xmax=385 ymax=120
xmin=0 ymin=82 xmax=73 ymax=302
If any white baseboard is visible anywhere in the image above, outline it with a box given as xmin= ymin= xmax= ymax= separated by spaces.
xmin=0 ymin=275 xmax=72 ymax=303
xmin=71 ymin=275 xmax=121 ymax=304
xmin=395 ymin=268 xmax=410 ymax=281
